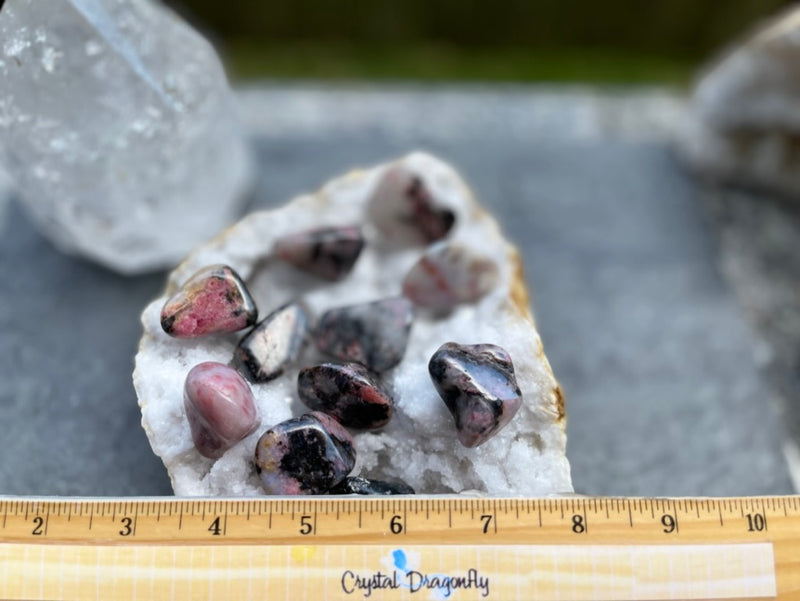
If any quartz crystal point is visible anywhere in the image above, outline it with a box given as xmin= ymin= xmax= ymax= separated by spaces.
xmin=0 ymin=0 xmax=252 ymax=273
xmin=403 ymin=241 xmax=499 ymax=310
xmin=274 ymin=226 xmax=365 ymax=281
xmin=184 ymin=362 xmax=259 ymax=459
xmin=684 ymin=6 xmax=800 ymax=197
xmin=254 ymin=411 xmax=356 ymax=495
xmin=315 ymin=297 xmax=413 ymax=372
xmin=235 ymin=301 xmax=312 ymax=382
xmin=329 ymin=476 xmax=415 ymax=495
xmin=161 ymin=265 xmax=257 ymax=338
xmin=429 ymin=342 xmax=522 ymax=448
xmin=298 ymin=363 xmax=394 ymax=429
xmin=366 ymin=164 xmax=455 ymax=245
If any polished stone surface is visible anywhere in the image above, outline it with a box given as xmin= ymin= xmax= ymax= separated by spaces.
xmin=367 ymin=163 xmax=455 ymax=245
xmin=254 ymin=411 xmax=356 ymax=495
xmin=329 ymin=476 xmax=415 ymax=495
xmin=161 ymin=264 xmax=257 ymax=338
xmin=429 ymin=342 xmax=522 ymax=448
xmin=0 ymin=85 xmax=793 ymax=496
xmin=184 ymin=362 xmax=259 ymax=459
xmin=315 ymin=297 xmax=413 ymax=373
xmin=402 ymin=241 xmax=499 ymax=310
xmin=298 ymin=362 xmax=394 ymax=430
xmin=274 ymin=225 xmax=364 ymax=281
xmin=234 ymin=301 xmax=311 ymax=383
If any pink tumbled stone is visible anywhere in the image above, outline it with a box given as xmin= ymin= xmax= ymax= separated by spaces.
xmin=161 ymin=265 xmax=257 ymax=338
xmin=184 ymin=362 xmax=260 ymax=459
xmin=402 ymin=241 xmax=499 ymax=311
xmin=366 ymin=164 xmax=455 ymax=245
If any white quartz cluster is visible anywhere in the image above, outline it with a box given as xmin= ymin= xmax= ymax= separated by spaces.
xmin=134 ymin=153 xmax=573 ymax=496
xmin=684 ymin=6 xmax=800 ymax=197
xmin=0 ymin=0 xmax=252 ymax=273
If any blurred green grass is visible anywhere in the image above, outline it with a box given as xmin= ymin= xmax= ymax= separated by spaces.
xmin=167 ymin=0 xmax=791 ymax=84
xmin=223 ymin=41 xmax=694 ymax=84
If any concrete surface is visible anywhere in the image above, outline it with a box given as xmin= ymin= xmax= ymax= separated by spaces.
xmin=0 ymin=85 xmax=792 ymax=496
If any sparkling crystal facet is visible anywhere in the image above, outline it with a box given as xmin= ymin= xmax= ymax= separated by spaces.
xmin=428 ymin=342 xmax=522 ymax=448
xmin=274 ymin=226 xmax=364 ymax=281
xmin=254 ymin=411 xmax=356 ymax=495
xmin=184 ymin=362 xmax=260 ymax=459
xmin=298 ymin=363 xmax=393 ymax=430
xmin=0 ymin=0 xmax=252 ymax=273
xmin=329 ymin=476 xmax=415 ymax=495
xmin=161 ymin=265 xmax=257 ymax=338
xmin=403 ymin=241 xmax=499 ymax=310
xmin=235 ymin=301 xmax=311 ymax=383
xmin=366 ymin=164 xmax=455 ymax=245
xmin=315 ymin=297 xmax=413 ymax=372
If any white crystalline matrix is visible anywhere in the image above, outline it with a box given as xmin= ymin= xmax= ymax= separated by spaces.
xmin=0 ymin=0 xmax=253 ymax=273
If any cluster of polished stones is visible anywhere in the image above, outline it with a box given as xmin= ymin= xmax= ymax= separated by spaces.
xmin=160 ymin=164 xmax=524 ymax=496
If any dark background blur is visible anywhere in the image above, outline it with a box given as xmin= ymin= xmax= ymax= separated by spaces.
xmin=165 ymin=0 xmax=791 ymax=82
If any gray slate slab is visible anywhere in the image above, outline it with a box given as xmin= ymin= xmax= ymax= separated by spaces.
xmin=0 ymin=85 xmax=791 ymax=496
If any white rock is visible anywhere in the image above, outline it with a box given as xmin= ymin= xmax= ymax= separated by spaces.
xmin=134 ymin=153 xmax=572 ymax=496
xmin=684 ymin=7 xmax=800 ymax=196
xmin=0 ymin=0 xmax=252 ymax=273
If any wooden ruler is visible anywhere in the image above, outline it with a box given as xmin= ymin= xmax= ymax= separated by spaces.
xmin=0 ymin=495 xmax=798 ymax=600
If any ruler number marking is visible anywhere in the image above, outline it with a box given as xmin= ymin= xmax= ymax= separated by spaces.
xmin=31 ymin=515 xmax=44 ymax=536
xmin=746 ymin=512 xmax=767 ymax=532
xmin=299 ymin=515 xmax=314 ymax=535
xmin=571 ymin=513 xmax=586 ymax=534
xmin=119 ymin=517 xmax=133 ymax=537
xmin=390 ymin=514 xmax=403 ymax=535
xmin=207 ymin=516 xmax=222 ymax=536
xmin=661 ymin=513 xmax=677 ymax=534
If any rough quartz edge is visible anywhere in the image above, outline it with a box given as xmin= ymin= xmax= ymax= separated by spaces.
xmin=134 ymin=151 xmax=570 ymax=496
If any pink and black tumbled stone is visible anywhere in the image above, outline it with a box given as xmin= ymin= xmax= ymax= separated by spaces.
xmin=329 ymin=476 xmax=415 ymax=495
xmin=402 ymin=242 xmax=499 ymax=311
xmin=315 ymin=297 xmax=413 ymax=372
xmin=161 ymin=265 xmax=257 ymax=338
xmin=428 ymin=342 xmax=522 ymax=448
xmin=366 ymin=164 xmax=455 ymax=245
xmin=298 ymin=363 xmax=394 ymax=430
xmin=274 ymin=226 xmax=365 ymax=281
xmin=234 ymin=301 xmax=311 ymax=383
xmin=254 ymin=411 xmax=356 ymax=495
xmin=184 ymin=362 xmax=260 ymax=459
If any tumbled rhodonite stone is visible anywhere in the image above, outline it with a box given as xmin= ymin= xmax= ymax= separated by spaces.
xmin=274 ymin=226 xmax=365 ymax=281
xmin=254 ymin=411 xmax=356 ymax=495
xmin=428 ymin=342 xmax=522 ymax=448
xmin=298 ymin=363 xmax=394 ymax=429
xmin=329 ymin=476 xmax=415 ymax=495
xmin=403 ymin=241 xmax=499 ymax=311
xmin=161 ymin=265 xmax=257 ymax=338
xmin=184 ymin=362 xmax=260 ymax=459
xmin=315 ymin=297 xmax=413 ymax=372
xmin=366 ymin=164 xmax=455 ymax=245
xmin=235 ymin=301 xmax=311 ymax=382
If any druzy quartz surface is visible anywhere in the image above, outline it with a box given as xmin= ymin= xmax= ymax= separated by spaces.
xmin=254 ymin=411 xmax=356 ymax=495
xmin=429 ymin=342 xmax=523 ymax=448
xmin=161 ymin=265 xmax=257 ymax=338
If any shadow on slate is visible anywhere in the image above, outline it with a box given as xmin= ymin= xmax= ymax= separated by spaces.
xmin=0 ymin=200 xmax=172 ymax=496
